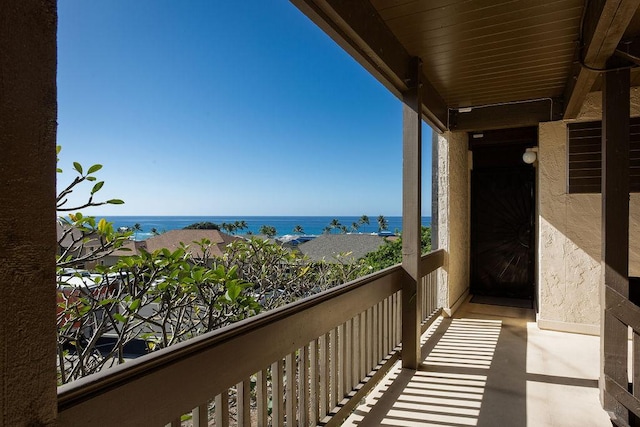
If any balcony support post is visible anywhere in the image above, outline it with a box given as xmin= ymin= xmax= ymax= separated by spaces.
xmin=401 ymin=57 xmax=423 ymax=369
xmin=0 ymin=1 xmax=58 ymax=425
xmin=600 ymin=66 xmax=630 ymax=424
xmin=0 ymin=0 xmax=57 ymax=426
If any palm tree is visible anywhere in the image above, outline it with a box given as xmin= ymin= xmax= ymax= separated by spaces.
xmin=150 ymin=227 xmax=160 ymax=236
xmin=329 ymin=218 xmax=341 ymax=233
xmin=377 ymin=215 xmax=388 ymax=232
xmin=222 ymin=222 xmax=237 ymax=235
xmin=132 ymin=223 xmax=142 ymax=240
xmin=235 ymin=220 xmax=248 ymax=234
xmin=322 ymin=226 xmax=332 ymax=234
xmin=359 ymin=215 xmax=370 ymax=232
xmin=340 ymin=225 xmax=348 ymax=234
xmin=259 ymin=225 xmax=277 ymax=238
xmin=351 ymin=222 xmax=360 ymax=233
xmin=293 ymin=225 xmax=304 ymax=234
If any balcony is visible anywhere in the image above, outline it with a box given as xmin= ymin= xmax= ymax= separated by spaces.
xmin=56 ymin=249 xmax=608 ymax=426
xmin=345 ymin=303 xmax=608 ymax=426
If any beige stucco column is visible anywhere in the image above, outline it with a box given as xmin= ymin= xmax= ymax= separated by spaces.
xmin=537 ymin=121 xmax=603 ymax=335
xmin=433 ymin=130 xmax=470 ymax=315
xmin=536 ymin=89 xmax=640 ymax=336
xmin=0 ymin=1 xmax=58 ymax=425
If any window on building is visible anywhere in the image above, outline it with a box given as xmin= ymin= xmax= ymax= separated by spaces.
xmin=567 ymin=118 xmax=640 ymax=194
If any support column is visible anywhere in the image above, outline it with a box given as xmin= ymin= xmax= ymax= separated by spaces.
xmin=402 ymin=58 xmax=422 ymax=369
xmin=600 ymin=67 xmax=630 ymax=424
xmin=0 ymin=1 xmax=58 ymax=425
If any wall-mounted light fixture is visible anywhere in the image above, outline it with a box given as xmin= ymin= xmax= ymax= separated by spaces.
xmin=523 ymin=147 xmax=538 ymax=164
xmin=458 ymin=106 xmax=473 ymax=113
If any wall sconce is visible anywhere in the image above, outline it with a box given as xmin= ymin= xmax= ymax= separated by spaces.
xmin=523 ymin=147 xmax=538 ymax=164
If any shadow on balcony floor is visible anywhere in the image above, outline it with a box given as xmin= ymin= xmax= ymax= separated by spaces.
xmin=343 ymin=301 xmax=610 ymax=427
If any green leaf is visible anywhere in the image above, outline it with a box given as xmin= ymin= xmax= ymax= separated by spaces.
xmin=73 ymin=162 xmax=83 ymax=174
xmin=56 ymin=145 xmax=62 ymax=155
xmin=226 ymin=284 xmax=242 ymax=301
xmin=56 ymin=167 xmax=63 ymax=173
xmin=113 ymin=313 xmax=127 ymax=323
xmin=87 ymin=164 xmax=103 ymax=174
xmin=107 ymin=199 xmax=125 ymax=205
xmin=86 ymin=176 xmax=97 ymax=182
xmin=91 ymin=181 xmax=104 ymax=194
xmin=129 ymin=299 xmax=141 ymax=311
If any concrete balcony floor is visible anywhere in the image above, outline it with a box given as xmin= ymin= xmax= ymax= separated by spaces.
xmin=344 ymin=301 xmax=610 ymax=426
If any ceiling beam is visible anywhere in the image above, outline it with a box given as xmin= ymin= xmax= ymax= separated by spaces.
xmin=290 ymin=0 xmax=448 ymax=132
xmin=450 ymin=98 xmax=564 ymax=132
xmin=563 ymin=0 xmax=640 ymax=118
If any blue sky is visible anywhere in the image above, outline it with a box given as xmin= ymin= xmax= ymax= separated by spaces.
xmin=57 ymin=1 xmax=433 ymax=216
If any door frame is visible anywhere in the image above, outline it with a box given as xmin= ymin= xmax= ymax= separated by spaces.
xmin=468 ymin=127 xmax=538 ymax=305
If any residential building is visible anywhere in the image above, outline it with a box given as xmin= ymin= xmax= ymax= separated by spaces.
xmin=56 ymin=222 xmax=102 ymax=269
xmin=101 ymin=229 xmax=240 ymax=266
xmin=3 ymin=1 xmax=640 ymax=425
xmin=297 ymin=233 xmax=388 ymax=262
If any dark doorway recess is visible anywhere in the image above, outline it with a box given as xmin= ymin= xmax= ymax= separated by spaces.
xmin=470 ymin=127 xmax=537 ymax=305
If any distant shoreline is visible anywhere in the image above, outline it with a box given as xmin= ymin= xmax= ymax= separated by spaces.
xmin=88 ymin=215 xmax=432 ymax=241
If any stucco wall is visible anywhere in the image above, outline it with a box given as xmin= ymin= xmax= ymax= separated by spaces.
xmin=434 ymin=131 xmax=470 ymax=313
xmin=537 ymin=88 xmax=640 ymax=334
xmin=0 ymin=1 xmax=58 ymax=425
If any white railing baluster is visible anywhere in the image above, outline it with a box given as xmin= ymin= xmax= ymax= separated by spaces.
xmin=360 ymin=311 xmax=367 ymax=379
xmin=319 ymin=333 xmax=329 ymax=419
xmin=272 ymin=360 xmax=285 ymax=427
xmin=396 ymin=291 xmax=402 ymax=346
xmin=329 ymin=328 xmax=338 ymax=410
xmin=309 ymin=339 xmax=318 ymax=424
xmin=377 ymin=301 xmax=387 ymax=363
xmin=366 ymin=307 xmax=373 ymax=372
xmin=236 ymin=378 xmax=251 ymax=426
xmin=352 ymin=315 xmax=360 ymax=390
xmin=298 ymin=344 xmax=309 ymax=427
xmin=237 ymin=380 xmax=251 ymax=427
xmin=382 ymin=297 xmax=389 ymax=355
xmin=337 ymin=323 xmax=346 ymax=400
xmin=285 ymin=352 xmax=297 ymax=425
xmin=214 ymin=391 xmax=229 ymax=427
xmin=257 ymin=370 xmax=268 ymax=427
xmin=192 ymin=403 xmax=208 ymax=427
xmin=344 ymin=318 xmax=352 ymax=396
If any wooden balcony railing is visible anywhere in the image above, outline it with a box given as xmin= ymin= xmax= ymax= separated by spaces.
xmin=57 ymin=249 xmax=445 ymax=426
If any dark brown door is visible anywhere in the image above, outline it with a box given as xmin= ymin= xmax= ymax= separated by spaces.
xmin=471 ymin=168 xmax=535 ymax=299
xmin=470 ymin=128 xmax=537 ymax=301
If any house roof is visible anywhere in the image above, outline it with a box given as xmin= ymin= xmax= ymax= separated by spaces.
xmin=297 ymin=234 xmax=387 ymax=262
xmin=110 ymin=230 xmax=240 ymax=259
xmin=291 ymin=0 xmax=640 ymax=132
xmin=57 ymin=221 xmax=100 ymax=249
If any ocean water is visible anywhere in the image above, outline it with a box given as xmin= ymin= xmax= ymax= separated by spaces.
xmin=97 ymin=216 xmax=432 ymax=240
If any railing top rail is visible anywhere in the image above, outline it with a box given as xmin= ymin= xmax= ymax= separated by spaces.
xmin=57 ymin=249 xmax=445 ymax=424
xmin=421 ymin=248 xmax=445 ymax=275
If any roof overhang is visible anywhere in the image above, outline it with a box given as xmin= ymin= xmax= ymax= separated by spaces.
xmin=291 ymin=0 xmax=640 ymax=132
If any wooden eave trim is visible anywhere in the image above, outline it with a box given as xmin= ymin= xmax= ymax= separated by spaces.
xmin=450 ymin=98 xmax=563 ymax=132
xmin=290 ymin=0 xmax=448 ymax=132
xmin=563 ymin=0 xmax=640 ymax=118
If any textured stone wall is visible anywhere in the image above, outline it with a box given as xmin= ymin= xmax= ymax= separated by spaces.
xmin=0 ymin=1 xmax=58 ymax=425
xmin=434 ymin=131 xmax=470 ymax=313
xmin=538 ymin=92 xmax=640 ymax=333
